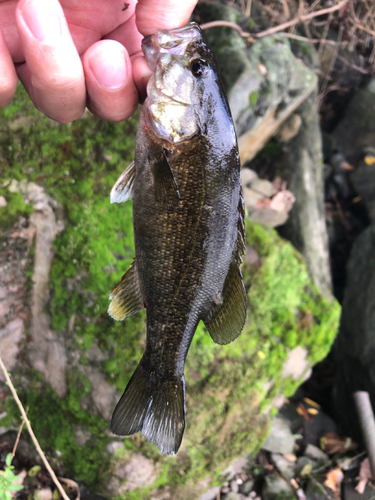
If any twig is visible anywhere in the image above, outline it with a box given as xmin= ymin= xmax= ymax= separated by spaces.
xmin=0 ymin=355 xmax=71 ymax=500
xmin=353 ymin=391 xmax=375 ymax=479
xmin=349 ymin=17 xmax=375 ymax=37
xmin=200 ymin=20 xmax=252 ymax=40
xmin=201 ymin=1 xmax=348 ymax=41
xmin=252 ymin=0 xmax=348 ymax=39
xmin=11 ymin=408 xmax=28 ymax=460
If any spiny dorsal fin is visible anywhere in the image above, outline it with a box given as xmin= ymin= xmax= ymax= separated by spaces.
xmin=204 ymin=266 xmax=247 ymax=345
xmin=108 ymin=259 xmax=144 ymax=321
xmin=110 ymin=161 xmax=136 ymax=203
xmin=237 ymin=187 xmax=246 ymax=263
xmin=150 ymin=149 xmax=180 ymax=206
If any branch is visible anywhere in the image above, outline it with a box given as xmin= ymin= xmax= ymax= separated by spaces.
xmin=0 ymin=355 xmax=71 ymax=500
xmin=353 ymin=391 xmax=375 ymax=478
xmin=201 ymin=0 xmax=349 ymax=40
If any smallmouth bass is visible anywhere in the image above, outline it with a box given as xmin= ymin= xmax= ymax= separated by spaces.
xmin=109 ymin=23 xmax=246 ymax=455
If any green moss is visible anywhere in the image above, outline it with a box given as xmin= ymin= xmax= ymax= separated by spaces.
xmin=249 ymin=91 xmax=259 ymax=109
xmin=0 ymin=191 xmax=33 ymax=231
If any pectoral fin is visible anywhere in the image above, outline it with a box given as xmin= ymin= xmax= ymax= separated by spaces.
xmin=150 ymin=149 xmax=180 ymax=206
xmin=108 ymin=259 xmax=144 ymax=321
xmin=110 ymin=161 xmax=136 ymax=203
xmin=204 ymin=262 xmax=247 ymax=345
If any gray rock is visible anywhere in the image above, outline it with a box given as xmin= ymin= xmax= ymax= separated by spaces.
xmin=304 ymin=444 xmax=329 ymax=464
xmin=262 ymin=476 xmax=294 ymax=500
xmin=0 ymin=318 xmax=25 ymax=380
xmin=282 ymin=346 xmax=310 ymax=381
xmin=332 ymin=78 xmax=375 ymax=163
xmin=230 ymin=479 xmax=239 ymax=493
xmin=248 ymin=207 xmax=288 ymax=228
xmin=241 ymin=168 xmax=258 ymax=187
xmin=304 ymin=479 xmax=332 ymax=500
xmin=222 ymin=493 xmax=243 ymax=500
xmin=262 ymin=417 xmax=295 ymax=454
xmin=0 ymin=196 xmax=6 ymax=207
xmin=251 ymin=178 xmax=275 ymax=197
xmin=349 ymin=155 xmax=375 ymax=223
xmin=114 ymin=453 xmax=158 ymax=492
xmin=72 ymin=425 xmax=92 ymax=446
xmin=333 ymin=224 xmax=375 ymax=443
xmin=241 ymin=479 xmax=255 ymax=495
xmin=278 ymin=92 xmax=332 ymax=298
xmin=271 ymin=453 xmax=296 ymax=480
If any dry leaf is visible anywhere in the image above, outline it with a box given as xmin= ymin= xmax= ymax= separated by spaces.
xmin=270 ymin=190 xmax=296 ymax=213
xmin=320 ymin=432 xmax=358 ymax=455
xmin=324 ymin=467 xmax=344 ymax=498
xmin=364 ymin=155 xmax=375 ymax=166
xmin=307 ymin=408 xmax=319 ymax=415
xmin=303 ymin=397 xmax=321 ymax=409
xmin=355 ymin=458 xmax=372 ymax=494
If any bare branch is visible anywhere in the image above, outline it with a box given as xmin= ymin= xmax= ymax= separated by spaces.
xmin=0 ymin=355 xmax=72 ymax=500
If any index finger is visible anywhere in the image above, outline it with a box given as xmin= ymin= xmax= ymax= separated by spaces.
xmin=135 ymin=0 xmax=198 ymax=36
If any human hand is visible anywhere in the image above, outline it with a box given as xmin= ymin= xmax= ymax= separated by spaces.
xmin=0 ymin=0 xmax=197 ymax=122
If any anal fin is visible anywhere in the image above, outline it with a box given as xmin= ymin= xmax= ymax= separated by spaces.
xmin=108 ymin=259 xmax=144 ymax=321
xmin=204 ymin=261 xmax=247 ymax=345
xmin=110 ymin=160 xmax=136 ymax=203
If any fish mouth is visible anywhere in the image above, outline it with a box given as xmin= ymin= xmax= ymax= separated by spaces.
xmin=142 ymin=23 xmax=202 ymax=71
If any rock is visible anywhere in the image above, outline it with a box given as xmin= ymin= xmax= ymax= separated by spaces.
xmin=262 ymin=476 xmax=294 ymax=500
xmin=262 ymin=417 xmax=295 ymax=454
xmin=243 ymin=187 xmax=263 ymax=208
xmin=115 ymin=454 xmax=158 ymax=492
xmin=277 ymin=92 xmax=333 ymax=299
xmin=241 ymin=479 xmax=255 ymax=495
xmin=304 ymin=480 xmax=332 ymax=500
xmin=333 ymin=224 xmax=375 ymax=443
xmin=248 ymin=207 xmax=288 ymax=228
xmin=251 ymin=179 xmax=275 ymax=198
xmin=349 ymin=154 xmax=375 ymax=223
xmin=106 ymin=441 xmax=124 ymax=454
xmin=223 ymin=493 xmax=243 ymax=500
xmin=72 ymin=425 xmax=92 ymax=446
xmin=0 ymin=318 xmax=25 ymax=381
xmin=304 ymin=444 xmax=329 ymax=464
xmin=271 ymin=453 xmax=296 ymax=480
xmin=33 ymin=488 xmax=53 ymax=500
xmin=242 ymin=168 xmax=258 ymax=187
xmin=230 ymin=479 xmax=239 ymax=493
xmin=0 ymin=196 xmax=7 ymax=207
xmin=304 ymin=408 xmax=336 ymax=448
xmin=332 ymin=78 xmax=375 ymax=163
xmin=80 ymin=366 xmax=117 ymax=421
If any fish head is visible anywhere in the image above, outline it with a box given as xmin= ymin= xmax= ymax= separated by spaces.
xmin=142 ymin=23 xmax=221 ymax=145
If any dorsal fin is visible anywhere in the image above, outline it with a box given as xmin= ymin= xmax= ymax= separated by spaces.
xmin=110 ymin=161 xmax=136 ymax=204
xmin=108 ymin=259 xmax=144 ymax=321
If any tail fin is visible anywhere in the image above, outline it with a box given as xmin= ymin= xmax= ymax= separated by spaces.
xmin=110 ymin=362 xmax=185 ymax=455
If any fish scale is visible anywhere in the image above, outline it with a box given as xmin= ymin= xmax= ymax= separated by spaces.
xmin=108 ymin=23 xmax=247 ymax=455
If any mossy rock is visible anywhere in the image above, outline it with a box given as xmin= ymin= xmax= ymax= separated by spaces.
xmin=0 ymin=87 xmax=340 ymax=499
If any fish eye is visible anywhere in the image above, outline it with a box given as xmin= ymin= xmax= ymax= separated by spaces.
xmin=190 ymin=59 xmax=205 ymax=77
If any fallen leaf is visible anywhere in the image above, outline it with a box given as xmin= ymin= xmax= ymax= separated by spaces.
xmin=300 ymin=463 xmax=312 ymax=476
xmin=320 ymin=432 xmax=358 ymax=455
xmin=307 ymin=408 xmax=319 ymax=415
xmin=364 ymin=155 xmax=375 ymax=165
xmin=355 ymin=458 xmax=372 ymax=494
xmin=324 ymin=467 xmax=343 ymax=498
xmin=303 ymin=398 xmax=321 ymax=409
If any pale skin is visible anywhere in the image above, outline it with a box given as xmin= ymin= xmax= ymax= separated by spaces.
xmin=0 ymin=0 xmax=198 ymax=123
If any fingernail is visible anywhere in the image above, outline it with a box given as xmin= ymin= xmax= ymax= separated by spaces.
xmin=89 ymin=51 xmax=127 ymax=89
xmin=21 ymin=0 xmax=62 ymax=42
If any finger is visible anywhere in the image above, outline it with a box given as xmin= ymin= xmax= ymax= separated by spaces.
xmin=0 ymin=29 xmax=18 ymax=107
xmin=136 ymin=0 xmax=198 ymax=36
xmin=83 ymin=40 xmax=138 ymax=121
xmin=105 ymin=12 xmax=151 ymax=99
xmin=15 ymin=0 xmax=86 ymax=123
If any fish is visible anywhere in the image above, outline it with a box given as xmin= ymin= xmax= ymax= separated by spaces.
xmin=108 ymin=23 xmax=246 ymax=455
